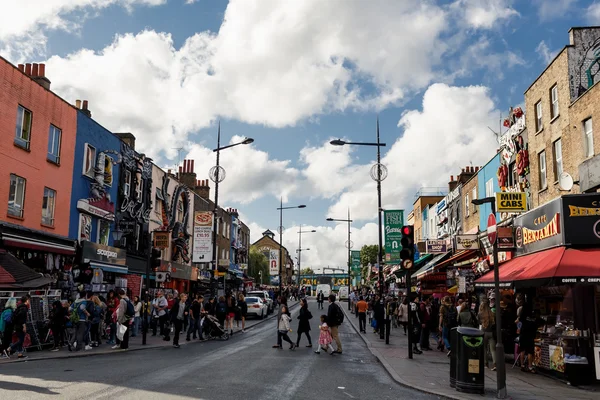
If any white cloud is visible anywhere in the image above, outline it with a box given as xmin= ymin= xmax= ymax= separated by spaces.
xmin=185 ymin=135 xmax=300 ymax=204
xmin=534 ymin=0 xmax=577 ymax=21
xmin=536 ymin=40 xmax=558 ymax=64
xmin=452 ymin=0 xmax=519 ymax=29
xmin=320 ymin=84 xmax=500 ymax=222
xmin=0 ymin=0 xmax=166 ymax=61
xmin=587 ymin=2 xmax=600 ymax=23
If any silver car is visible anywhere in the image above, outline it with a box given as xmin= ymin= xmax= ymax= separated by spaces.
xmin=247 ymin=291 xmax=273 ymax=313
xmin=245 ymin=297 xmax=268 ymax=319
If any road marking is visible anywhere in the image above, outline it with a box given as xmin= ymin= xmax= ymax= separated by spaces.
xmin=338 ymin=386 xmax=346 ymax=389
xmin=343 ymin=392 xmax=355 ymax=398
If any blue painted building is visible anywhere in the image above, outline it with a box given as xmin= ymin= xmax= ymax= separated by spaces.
xmin=477 ymin=153 xmax=501 ymax=230
xmin=69 ymin=110 xmax=122 ymax=248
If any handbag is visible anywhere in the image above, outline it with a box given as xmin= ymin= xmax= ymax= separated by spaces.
xmin=371 ymin=319 xmax=377 ymax=329
xmin=307 ymin=310 xmax=313 ymax=320
xmin=116 ymin=322 xmax=127 ymax=340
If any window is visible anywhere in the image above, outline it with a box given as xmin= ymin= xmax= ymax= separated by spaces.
xmin=584 ymin=118 xmax=594 ymax=158
xmin=553 ymin=139 xmax=563 ymax=181
xmin=136 ymin=179 xmax=143 ymax=203
xmin=97 ymin=220 xmax=110 ymax=245
xmin=155 ymin=188 xmax=163 ymax=215
xmin=47 ymin=125 xmax=62 ymax=164
xmin=485 ymin=179 xmax=494 ymax=198
xmin=177 ymin=200 xmax=183 ymax=222
xmin=15 ymin=105 xmax=32 ymax=150
xmin=83 ymin=144 xmax=96 ymax=177
xmin=41 ymin=187 xmax=56 ymax=226
xmin=535 ymin=101 xmax=543 ymax=132
xmin=124 ymin=170 xmax=131 ymax=197
xmin=103 ymin=155 xmax=113 ymax=187
xmin=471 ymin=188 xmax=477 ymax=213
xmin=465 ymin=193 xmax=470 ymax=217
xmin=550 ymin=85 xmax=559 ymax=119
xmin=509 ymin=161 xmax=517 ymax=187
xmin=8 ymin=174 xmax=26 ymax=218
xmin=539 ymin=151 xmax=547 ymax=190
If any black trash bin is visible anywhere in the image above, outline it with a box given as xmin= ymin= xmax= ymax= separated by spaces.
xmin=455 ymin=326 xmax=485 ymax=394
xmin=449 ymin=327 xmax=458 ymax=388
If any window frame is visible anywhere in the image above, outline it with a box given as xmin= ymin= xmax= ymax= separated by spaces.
xmin=83 ymin=143 xmax=97 ymax=178
xmin=47 ymin=124 xmax=62 ymax=165
xmin=539 ymin=151 xmax=547 ymax=190
xmin=553 ymin=138 xmax=563 ymax=182
xmin=485 ymin=179 xmax=494 ymax=198
xmin=14 ymin=105 xmax=33 ymax=150
xmin=155 ymin=188 xmax=163 ymax=215
xmin=41 ymin=187 xmax=56 ymax=226
xmin=8 ymin=174 xmax=27 ymax=218
xmin=103 ymin=155 xmax=113 ymax=187
xmin=584 ymin=118 xmax=594 ymax=158
xmin=471 ymin=187 xmax=477 ymax=213
xmin=550 ymin=85 xmax=559 ymax=120
xmin=535 ymin=101 xmax=543 ymax=132
xmin=465 ymin=193 xmax=470 ymax=217
xmin=97 ymin=219 xmax=110 ymax=246
xmin=124 ymin=170 xmax=132 ymax=197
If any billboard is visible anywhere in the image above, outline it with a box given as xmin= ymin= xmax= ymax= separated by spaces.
xmin=384 ymin=210 xmax=404 ymax=263
xmin=192 ymin=211 xmax=213 ymax=263
xmin=269 ymin=250 xmax=279 ymax=275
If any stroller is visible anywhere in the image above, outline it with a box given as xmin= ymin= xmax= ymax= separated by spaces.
xmin=203 ymin=315 xmax=229 ymax=340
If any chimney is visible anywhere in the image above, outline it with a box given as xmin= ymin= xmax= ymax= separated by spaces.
xmin=449 ymin=175 xmax=459 ymax=192
xmin=115 ymin=133 xmax=136 ymax=150
xmin=475 ymin=166 xmax=480 ymax=172
xmin=25 ymin=63 xmax=32 ymax=75
xmin=179 ymin=159 xmax=197 ymax=189
xmin=195 ymin=179 xmax=211 ymax=200
xmin=75 ymin=99 xmax=81 ymax=109
xmin=81 ymin=100 xmax=91 ymax=117
xmin=26 ymin=62 xmax=51 ymax=90
xmin=18 ymin=64 xmax=25 ymax=72
xmin=32 ymin=63 xmax=38 ymax=76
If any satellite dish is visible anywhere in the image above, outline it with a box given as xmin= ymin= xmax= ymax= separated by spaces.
xmin=559 ymin=172 xmax=574 ymax=191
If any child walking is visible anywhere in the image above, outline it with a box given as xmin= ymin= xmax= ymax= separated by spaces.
xmin=315 ymin=315 xmax=335 ymax=355
xmin=277 ymin=306 xmax=296 ymax=350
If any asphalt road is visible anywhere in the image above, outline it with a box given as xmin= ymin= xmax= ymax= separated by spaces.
xmin=0 ymin=304 xmax=440 ymax=400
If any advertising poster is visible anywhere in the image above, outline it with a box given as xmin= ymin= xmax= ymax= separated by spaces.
xmin=192 ymin=211 xmax=213 ymax=263
xmin=269 ymin=250 xmax=279 ymax=275
xmin=384 ymin=210 xmax=404 ymax=263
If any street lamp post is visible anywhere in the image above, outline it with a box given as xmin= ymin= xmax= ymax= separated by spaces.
xmin=326 ymin=209 xmax=353 ymax=310
xmin=210 ymin=122 xmax=254 ymax=295
xmin=297 ymin=225 xmax=316 ymax=290
xmin=331 ymin=118 xmax=387 ymax=304
xmin=277 ymin=199 xmax=306 ymax=293
xmin=472 ymin=197 xmax=506 ymax=399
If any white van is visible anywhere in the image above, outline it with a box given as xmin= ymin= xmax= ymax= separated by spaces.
xmin=338 ymin=286 xmax=349 ymax=301
xmin=316 ymin=284 xmax=331 ymax=298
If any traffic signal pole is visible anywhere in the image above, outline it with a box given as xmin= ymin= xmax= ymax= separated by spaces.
xmin=400 ymin=225 xmax=415 ymax=359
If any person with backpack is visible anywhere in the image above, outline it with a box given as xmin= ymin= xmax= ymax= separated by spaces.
xmin=439 ymin=296 xmax=457 ymax=356
xmin=115 ymin=289 xmax=133 ymax=349
xmin=327 ymin=294 xmax=343 ymax=354
xmin=458 ymin=299 xmax=478 ymax=328
xmin=8 ymin=296 xmax=30 ymax=358
xmin=409 ymin=295 xmax=423 ymax=355
xmin=49 ymin=300 xmax=66 ymax=352
xmin=215 ymin=296 xmax=228 ymax=328
xmin=0 ymin=298 xmax=17 ymax=358
xmin=90 ymin=295 xmax=105 ymax=347
xmin=70 ymin=292 xmax=91 ymax=352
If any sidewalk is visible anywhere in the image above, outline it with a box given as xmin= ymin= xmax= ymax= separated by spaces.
xmin=342 ymin=306 xmax=598 ymax=400
xmin=1 ymin=300 xmax=298 ymax=364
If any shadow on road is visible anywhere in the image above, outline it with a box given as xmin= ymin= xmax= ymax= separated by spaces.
xmin=0 ymin=380 xmax=59 ymax=395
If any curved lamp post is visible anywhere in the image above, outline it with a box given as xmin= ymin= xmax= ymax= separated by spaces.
xmin=326 ymin=209 xmax=353 ymax=310
xmin=276 ymin=200 xmax=306 ymax=293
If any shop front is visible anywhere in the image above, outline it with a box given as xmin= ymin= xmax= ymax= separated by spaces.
xmin=475 ymin=194 xmax=600 ymax=384
xmin=78 ymin=240 xmax=129 ymax=298
xmin=156 ymin=260 xmax=196 ymax=294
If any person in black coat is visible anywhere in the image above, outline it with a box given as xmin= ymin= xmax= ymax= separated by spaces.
xmin=296 ymin=298 xmax=312 ymax=347
xmin=50 ymin=300 xmax=66 ymax=351
xmin=169 ymin=293 xmax=189 ymax=347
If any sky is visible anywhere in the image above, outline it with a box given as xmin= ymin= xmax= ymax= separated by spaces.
xmin=2 ymin=0 xmax=599 ymax=272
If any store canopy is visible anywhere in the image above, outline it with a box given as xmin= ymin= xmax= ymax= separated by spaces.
xmin=90 ymin=261 xmax=128 ymax=274
xmin=415 ymin=250 xmax=478 ymax=280
xmin=475 ymin=247 xmax=600 ymax=288
xmin=412 ymin=252 xmax=451 ymax=280
xmin=0 ymin=250 xmax=53 ymax=289
xmin=391 ymin=254 xmax=433 ymax=279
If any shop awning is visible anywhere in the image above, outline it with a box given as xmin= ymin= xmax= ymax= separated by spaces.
xmin=448 ymin=285 xmax=458 ymax=294
xmin=0 ymin=222 xmax=76 ymax=255
xmin=416 ymin=250 xmax=478 ymax=280
xmin=475 ymin=247 xmax=600 ymax=288
xmin=0 ymin=250 xmax=53 ymax=289
xmin=390 ymin=254 xmax=433 ymax=279
xmin=412 ymin=252 xmax=451 ymax=280
xmin=90 ymin=261 xmax=128 ymax=274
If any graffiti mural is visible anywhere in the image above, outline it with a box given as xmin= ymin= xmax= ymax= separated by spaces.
xmin=159 ymin=174 xmax=191 ymax=264
xmin=568 ymin=28 xmax=600 ymax=101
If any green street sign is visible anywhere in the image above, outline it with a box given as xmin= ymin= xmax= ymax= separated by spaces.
xmin=351 ymin=250 xmax=361 ymax=267
xmin=384 ymin=209 xmax=404 ymax=263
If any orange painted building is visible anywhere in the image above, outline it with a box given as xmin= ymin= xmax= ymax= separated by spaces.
xmin=0 ymin=57 xmax=78 ymax=262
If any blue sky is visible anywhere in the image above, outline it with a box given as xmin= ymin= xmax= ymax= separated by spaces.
xmin=2 ymin=0 xmax=598 ymax=269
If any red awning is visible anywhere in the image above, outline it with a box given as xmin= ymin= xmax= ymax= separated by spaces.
xmin=475 ymin=247 xmax=600 ymax=287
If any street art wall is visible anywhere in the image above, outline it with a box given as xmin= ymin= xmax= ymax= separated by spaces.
xmin=568 ymin=27 xmax=600 ymax=101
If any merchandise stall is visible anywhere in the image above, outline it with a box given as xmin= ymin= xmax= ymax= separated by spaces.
xmin=75 ymin=241 xmax=129 ymax=299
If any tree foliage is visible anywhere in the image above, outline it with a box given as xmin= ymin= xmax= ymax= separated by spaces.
xmin=360 ymin=244 xmax=379 ymax=266
xmin=249 ymin=246 xmax=269 ymax=284
xmin=300 ymin=267 xmax=314 ymax=275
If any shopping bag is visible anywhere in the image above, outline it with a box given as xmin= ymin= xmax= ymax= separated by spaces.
xmin=371 ymin=319 xmax=377 ymax=329
xmin=116 ymin=322 xmax=127 ymax=341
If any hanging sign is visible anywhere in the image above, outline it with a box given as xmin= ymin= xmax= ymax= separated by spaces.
xmin=496 ymin=192 xmax=527 ymax=213
xmin=384 ymin=210 xmax=404 ymax=263
xmin=154 ymin=231 xmax=170 ymax=249
xmin=192 ymin=212 xmax=213 ymax=263
xmin=426 ymin=240 xmax=447 ymax=254
xmin=455 ymin=235 xmax=480 ymax=250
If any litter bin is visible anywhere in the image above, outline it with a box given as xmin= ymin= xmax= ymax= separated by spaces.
xmin=455 ymin=327 xmax=485 ymax=394
xmin=449 ymin=327 xmax=458 ymax=388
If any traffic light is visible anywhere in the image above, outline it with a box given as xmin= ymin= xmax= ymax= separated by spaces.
xmin=151 ymin=247 xmax=162 ymax=271
xmin=400 ymin=225 xmax=415 ymax=270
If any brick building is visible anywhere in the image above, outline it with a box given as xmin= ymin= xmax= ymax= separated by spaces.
xmin=525 ymin=27 xmax=600 ymax=206
xmin=0 ymin=58 xmax=78 ymax=275
xmin=252 ymin=229 xmax=293 ymax=286
xmin=411 ymin=190 xmax=446 ymax=252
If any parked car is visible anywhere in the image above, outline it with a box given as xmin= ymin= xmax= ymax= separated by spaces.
xmin=245 ymin=297 xmax=267 ymax=319
xmin=247 ymin=290 xmax=273 ymax=313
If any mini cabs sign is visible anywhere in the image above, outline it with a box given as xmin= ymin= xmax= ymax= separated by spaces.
xmin=496 ymin=192 xmax=527 ymax=213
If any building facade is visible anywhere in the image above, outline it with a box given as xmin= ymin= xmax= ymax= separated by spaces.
xmin=461 ymin=170 xmax=479 ymax=234
xmin=477 ymin=154 xmax=501 ymax=228
xmin=252 ymin=229 xmax=292 ymax=286
xmin=0 ymin=59 xmax=78 ymax=276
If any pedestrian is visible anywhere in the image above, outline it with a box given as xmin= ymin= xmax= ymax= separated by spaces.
xmin=70 ymin=292 xmax=91 ymax=351
xmin=152 ymin=291 xmax=169 ymax=339
xmin=225 ymin=292 xmax=237 ymax=335
xmin=420 ymin=297 xmax=432 ymax=351
xmin=409 ymin=295 xmax=423 ymax=354
xmin=216 ymin=296 xmax=227 ymax=328
xmin=7 ymin=296 xmax=30 ymax=358
xmin=187 ymin=295 xmax=201 ymax=341
xmin=132 ymin=296 xmax=142 ymax=337
xmin=438 ymin=296 xmax=457 ymax=356
xmin=115 ymin=289 xmax=133 ymax=349
xmin=90 ymin=295 xmax=105 ymax=347
xmin=106 ymin=290 xmax=118 ymax=345
xmin=316 ymin=290 xmax=324 ymax=310
xmin=373 ymin=295 xmax=384 ymax=335
xmin=326 ymin=294 xmax=343 ymax=354
xmin=314 ymin=314 xmax=335 ymax=355
xmin=48 ymin=299 xmax=65 ymax=351
xmin=458 ymin=299 xmax=478 ymax=328
xmin=277 ymin=305 xmax=295 ymax=350
xmin=398 ymin=297 xmax=408 ymax=335
xmin=296 ymin=298 xmax=312 ymax=347
xmin=238 ymin=294 xmax=247 ymax=333
xmin=478 ymin=299 xmax=496 ymax=371
xmin=356 ymin=296 xmax=368 ymax=333
xmin=272 ymin=295 xmax=288 ymax=349
xmin=171 ymin=293 xmax=189 ymax=348
xmin=0 ymin=298 xmax=17 ymax=358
